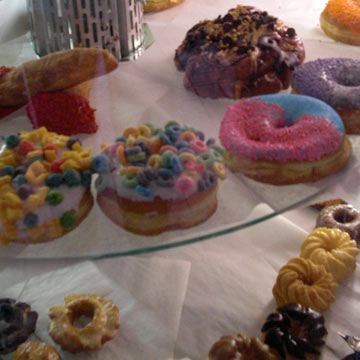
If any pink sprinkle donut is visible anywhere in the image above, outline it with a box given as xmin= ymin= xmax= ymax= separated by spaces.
xmin=219 ymin=94 xmax=352 ymax=185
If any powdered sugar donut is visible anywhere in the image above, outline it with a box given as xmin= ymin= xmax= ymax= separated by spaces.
xmin=219 ymin=94 xmax=352 ymax=185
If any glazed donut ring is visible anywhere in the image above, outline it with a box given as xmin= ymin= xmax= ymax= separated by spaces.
xmin=261 ymin=303 xmax=327 ymax=360
xmin=49 ymin=294 xmax=120 ymax=353
xmin=208 ymin=333 xmax=277 ymax=360
xmin=272 ymin=257 xmax=338 ymax=313
xmin=316 ymin=204 xmax=360 ymax=243
xmin=143 ymin=0 xmax=184 ymax=13
xmin=12 ymin=341 xmax=61 ymax=360
xmin=320 ymin=0 xmax=360 ymax=45
xmin=0 ymin=298 xmax=38 ymax=355
xmin=301 ymin=228 xmax=359 ymax=282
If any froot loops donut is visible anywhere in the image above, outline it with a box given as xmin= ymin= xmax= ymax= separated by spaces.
xmin=49 ymin=294 xmax=120 ymax=353
xmin=0 ymin=127 xmax=94 ymax=244
xmin=0 ymin=298 xmax=38 ymax=355
xmin=95 ymin=121 xmax=227 ymax=235
xmin=320 ymin=0 xmax=360 ymax=45
xmin=292 ymin=58 xmax=360 ymax=134
xmin=219 ymin=94 xmax=352 ymax=185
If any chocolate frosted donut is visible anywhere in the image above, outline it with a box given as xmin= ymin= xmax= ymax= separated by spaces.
xmin=175 ymin=5 xmax=305 ymax=99
xmin=262 ymin=303 xmax=327 ymax=360
xmin=0 ymin=298 xmax=38 ymax=354
xmin=292 ymin=58 xmax=360 ymax=133
xmin=316 ymin=204 xmax=360 ymax=243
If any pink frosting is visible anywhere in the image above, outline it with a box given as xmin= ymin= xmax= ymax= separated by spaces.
xmin=219 ymin=99 xmax=343 ymax=162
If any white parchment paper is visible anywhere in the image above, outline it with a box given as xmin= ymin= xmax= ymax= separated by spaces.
xmin=0 ymin=258 xmax=191 ymax=360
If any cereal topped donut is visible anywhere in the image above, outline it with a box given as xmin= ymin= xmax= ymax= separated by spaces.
xmin=261 ymin=303 xmax=327 ymax=360
xmin=175 ymin=5 xmax=305 ymax=99
xmin=219 ymin=94 xmax=352 ymax=185
xmin=0 ymin=127 xmax=94 ymax=244
xmin=0 ymin=298 xmax=38 ymax=355
xmin=49 ymin=294 xmax=120 ymax=353
xmin=95 ymin=121 xmax=227 ymax=235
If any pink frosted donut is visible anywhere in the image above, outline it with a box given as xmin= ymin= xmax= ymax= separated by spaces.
xmin=219 ymin=94 xmax=352 ymax=185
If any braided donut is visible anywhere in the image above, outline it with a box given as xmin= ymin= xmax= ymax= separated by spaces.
xmin=272 ymin=258 xmax=338 ymax=313
xmin=301 ymin=228 xmax=359 ymax=282
xmin=261 ymin=303 xmax=327 ymax=360
xmin=12 ymin=341 xmax=61 ymax=360
xmin=49 ymin=294 xmax=120 ymax=353
xmin=0 ymin=298 xmax=38 ymax=355
xmin=208 ymin=333 xmax=277 ymax=360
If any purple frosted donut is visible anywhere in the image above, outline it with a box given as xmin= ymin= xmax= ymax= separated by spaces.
xmin=291 ymin=58 xmax=360 ymax=109
xmin=316 ymin=204 xmax=360 ymax=243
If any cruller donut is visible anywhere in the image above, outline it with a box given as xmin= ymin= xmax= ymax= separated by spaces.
xmin=175 ymin=5 xmax=305 ymax=99
xmin=12 ymin=341 xmax=61 ymax=360
xmin=219 ymin=94 xmax=352 ymax=185
xmin=49 ymin=294 xmax=120 ymax=353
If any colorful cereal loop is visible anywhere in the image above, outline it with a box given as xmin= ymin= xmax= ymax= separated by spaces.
xmin=147 ymin=154 xmax=162 ymax=169
xmin=179 ymin=152 xmax=197 ymax=164
xmin=138 ymin=125 xmax=151 ymax=137
xmin=178 ymin=130 xmax=196 ymax=142
xmin=126 ymin=166 xmax=142 ymax=175
xmin=149 ymin=137 xmax=162 ymax=154
xmin=116 ymin=144 xmax=127 ymax=165
xmin=159 ymin=145 xmax=178 ymax=155
xmin=190 ymin=139 xmax=207 ymax=154
xmin=123 ymin=127 xmax=140 ymax=138
xmin=175 ymin=175 xmax=195 ymax=196
xmin=212 ymin=162 xmax=226 ymax=180
xmin=126 ymin=135 xmax=137 ymax=147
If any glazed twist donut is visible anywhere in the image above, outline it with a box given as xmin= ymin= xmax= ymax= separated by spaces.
xmin=49 ymin=294 xmax=120 ymax=353
xmin=208 ymin=333 xmax=277 ymax=360
xmin=301 ymin=228 xmax=359 ymax=282
xmin=12 ymin=341 xmax=61 ymax=360
xmin=272 ymin=258 xmax=338 ymax=313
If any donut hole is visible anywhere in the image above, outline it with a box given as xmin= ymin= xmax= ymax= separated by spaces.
xmin=69 ymin=302 xmax=95 ymax=329
xmin=334 ymin=209 xmax=355 ymax=224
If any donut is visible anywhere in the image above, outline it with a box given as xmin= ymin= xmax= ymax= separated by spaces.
xmin=292 ymin=58 xmax=360 ymax=134
xmin=208 ymin=333 xmax=277 ymax=360
xmin=320 ymin=0 xmax=360 ymax=46
xmin=0 ymin=298 xmax=38 ymax=355
xmin=174 ymin=5 xmax=305 ymax=99
xmin=95 ymin=122 xmax=227 ymax=235
xmin=316 ymin=204 xmax=360 ymax=243
xmin=261 ymin=303 xmax=327 ymax=360
xmin=301 ymin=228 xmax=359 ymax=282
xmin=49 ymin=294 xmax=120 ymax=353
xmin=272 ymin=257 xmax=338 ymax=313
xmin=12 ymin=341 xmax=61 ymax=360
xmin=143 ymin=0 xmax=184 ymax=13
xmin=0 ymin=127 xmax=94 ymax=245
xmin=310 ymin=198 xmax=347 ymax=211
xmin=219 ymin=94 xmax=352 ymax=185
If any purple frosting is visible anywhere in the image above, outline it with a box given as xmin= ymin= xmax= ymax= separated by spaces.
xmin=292 ymin=58 xmax=360 ymax=109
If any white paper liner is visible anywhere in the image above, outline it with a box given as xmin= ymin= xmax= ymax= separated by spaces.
xmin=0 ymin=258 xmax=191 ymax=360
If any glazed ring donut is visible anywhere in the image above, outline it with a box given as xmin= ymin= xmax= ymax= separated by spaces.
xmin=220 ymin=94 xmax=352 ymax=185
xmin=316 ymin=204 xmax=360 ymax=243
xmin=12 ymin=341 xmax=61 ymax=360
xmin=272 ymin=257 xmax=338 ymax=313
xmin=292 ymin=58 xmax=360 ymax=134
xmin=261 ymin=303 xmax=327 ymax=360
xmin=143 ymin=0 xmax=184 ymax=13
xmin=301 ymin=228 xmax=359 ymax=282
xmin=0 ymin=298 xmax=38 ymax=355
xmin=175 ymin=5 xmax=305 ymax=99
xmin=208 ymin=333 xmax=277 ymax=360
xmin=49 ymin=294 xmax=120 ymax=353
xmin=320 ymin=0 xmax=360 ymax=45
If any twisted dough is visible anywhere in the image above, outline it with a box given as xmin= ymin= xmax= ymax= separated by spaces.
xmin=208 ymin=333 xmax=276 ymax=360
xmin=272 ymin=258 xmax=337 ymax=313
xmin=49 ymin=294 xmax=120 ymax=353
xmin=12 ymin=341 xmax=61 ymax=360
xmin=301 ymin=228 xmax=359 ymax=282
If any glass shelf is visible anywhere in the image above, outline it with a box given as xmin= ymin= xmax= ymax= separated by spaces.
xmin=1 ymin=1 xmax=360 ymax=259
